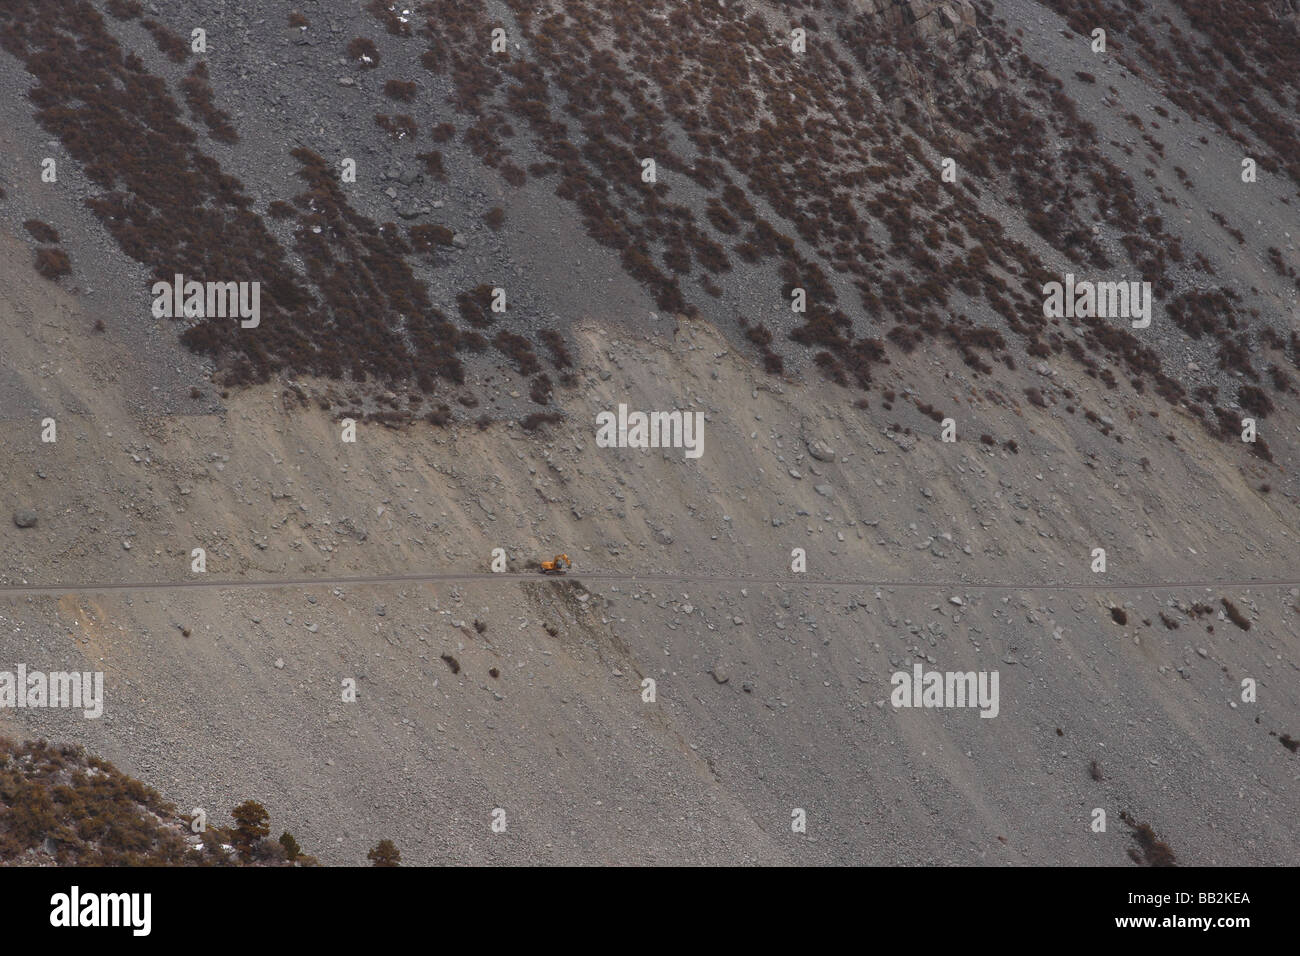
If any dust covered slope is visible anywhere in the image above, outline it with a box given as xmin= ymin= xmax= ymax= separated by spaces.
xmin=1 ymin=260 xmax=1297 ymax=864
xmin=0 ymin=0 xmax=1297 ymax=865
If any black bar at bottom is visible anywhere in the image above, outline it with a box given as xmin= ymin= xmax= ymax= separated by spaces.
xmin=0 ymin=864 xmax=1276 ymax=942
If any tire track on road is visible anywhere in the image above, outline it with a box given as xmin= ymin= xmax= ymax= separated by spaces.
xmin=0 ymin=570 xmax=1296 ymax=597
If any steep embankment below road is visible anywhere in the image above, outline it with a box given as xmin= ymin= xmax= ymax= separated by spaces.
xmin=2 ymin=251 xmax=1297 ymax=863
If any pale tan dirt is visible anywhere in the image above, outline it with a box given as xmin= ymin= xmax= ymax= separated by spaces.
xmin=2 ymin=245 xmax=1297 ymax=864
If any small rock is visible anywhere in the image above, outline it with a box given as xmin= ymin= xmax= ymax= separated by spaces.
xmin=12 ymin=509 xmax=37 ymax=529
xmin=274 ymin=658 xmax=285 ymax=670
xmin=709 ymin=665 xmax=729 ymax=684
xmin=807 ymin=438 xmax=836 ymax=462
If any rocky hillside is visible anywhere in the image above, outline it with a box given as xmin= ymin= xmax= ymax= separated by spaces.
xmin=0 ymin=0 xmax=1296 ymax=864
xmin=0 ymin=736 xmax=315 ymax=865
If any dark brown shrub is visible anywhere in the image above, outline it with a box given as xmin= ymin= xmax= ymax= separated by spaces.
xmin=1221 ymin=598 xmax=1251 ymax=631
xmin=1238 ymin=385 xmax=1273 ymax=417
xmin=521 ymin=411 xmax=563 ymax=432
xmin=230 ymin=800 xmax=270 ymax=861
xmin=106 ymin=0 xmax=143 ymax=18
xmin=493 ymin=330 xmax=540 ymax=375
xmin=23 ymin=220 xmax=58 ymax=243
xmin=415 ymin=151 xmax=446 ymax=180
xmin=383 ymin=79 xmax=417 ymax=102
xmin=538 ymin=328 xmax=573 ymax=369
xmin=34 ymin=247 xmax=70 ymax=280
xmin=141 ymin=20 xmax=188 ymax=62
xmin=456 ymin=285 xmax=495 ymax=328
xmin=181 ymin=62 xmax=239 ymax=143
xmin=375 ymin=114 xmax=418 ymax=140
xmin=1120 ymin=811 xmax=1176 ymax=867
xmin=500 ymin=162 xmax=526 ymax=187
xmin=347 ymin=37 xmax=380 ymax=67
xmin=365 ymin=0 xmax=412 ymax=36
xmin=409 ymin=224 xmax=455 ymax=251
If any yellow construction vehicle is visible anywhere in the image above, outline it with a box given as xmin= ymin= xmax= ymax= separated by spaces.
xmin=540 ymin=554 xmax=571 ymax=575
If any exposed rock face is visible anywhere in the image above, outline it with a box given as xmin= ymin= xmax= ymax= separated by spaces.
xmin=853 ymin=0 xmax=978 ymax=37
xmin=848 ymin=0 xmax=996 ymax=124
xmin=1270 ymin=0 xmax=1299 ymax=25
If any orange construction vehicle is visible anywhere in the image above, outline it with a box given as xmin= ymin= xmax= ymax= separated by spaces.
xmin=540 ymin=553 xmax=571 ymax=575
